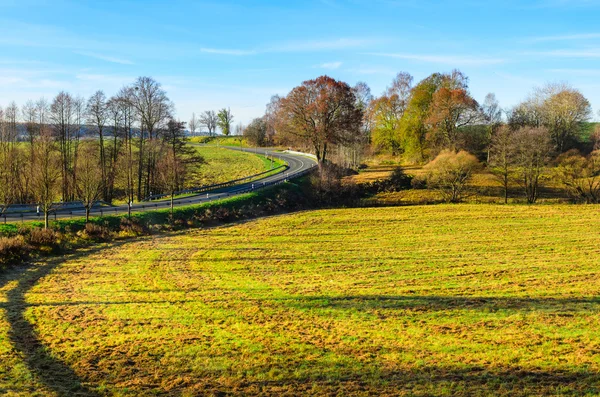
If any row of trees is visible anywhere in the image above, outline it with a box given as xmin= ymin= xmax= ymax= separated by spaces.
xmin=0 ymin=77 xmax=201 ymax=227
xmin=243 ymin=72 xmax=595 ymax=168
xmin=189 ymin=108 xmax=234 ymax=136
xmin=237 ymin=72 xmax=597 ymax=204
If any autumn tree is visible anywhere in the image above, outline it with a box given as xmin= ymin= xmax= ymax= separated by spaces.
xmin=369 ymin=95 xmax=405 ymax=155
xmin=217 ymin=108 xmax=234 ymax=136
xmin=369 ymin=73 xmax=412 ymax=155
xmin=275 ymin=75 xmax=363 ymax=164
xmin=426 ymin=86 xmax=480 ymax=152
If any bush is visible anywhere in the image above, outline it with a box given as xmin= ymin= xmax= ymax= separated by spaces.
xmin=422 ymin=150 xmax=480 ymax=203
xmin=28 ymin=228 xmax=60 ymax=248
xmin=119 ymin=217 xmax=147 ymax=236
xmin=305 ymin=163 xmax=359 ymax=206
xmin=0 ymin=236 xmax=30 ymax=266
xmin=555 ymin=150 xmax=600 ymax=203
xmin=79 ymin=223 xmax=111 ymax=241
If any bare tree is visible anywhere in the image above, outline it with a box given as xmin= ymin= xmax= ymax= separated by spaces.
xmin=50 ymin=92 xmax=76 ymax=201
xmin=31 ymin=129 xmax=61 ymax=229
xmin=264 ymin=96 xmax=281 ymax=145
xmin=488 ymin=126 xmax=515 ymax=204
xmin=481 ymin=93 xmax=502 ymax=162
xmin=555 ymin=150 xmax=600 ymax=203
xmin=75 ymin=143 xmax=104 ymax=223
xmin=0 ymin=105 xmax=17 ymax=216
xmin=86 ymin=91 xmax=109 ymax=200
xmin=511 ymin=127 xmax=553 ymax=204
xmin=129 ymin=77 xmax=173 ymax=199
xmin=189 ymin=112 xmax=198 ymax=137
xmin=199 ymin=110 xmax=218 ymax=136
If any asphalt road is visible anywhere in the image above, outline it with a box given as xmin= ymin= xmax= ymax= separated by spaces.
xmin=2 ymin=147 xmax=317 ymax=223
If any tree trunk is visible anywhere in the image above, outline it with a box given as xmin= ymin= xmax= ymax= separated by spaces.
xmin=44 ymin=211 xmax=49 ymax=229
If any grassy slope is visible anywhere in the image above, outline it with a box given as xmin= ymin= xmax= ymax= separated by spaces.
xmin=188 ymin=146 xmax=270 ymax=187
xmin=1 ymin=205 xmax=600 ymax=396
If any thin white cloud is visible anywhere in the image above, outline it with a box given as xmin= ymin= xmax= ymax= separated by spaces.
xmin=319 ymin=61 xmax=343 ymax=70
xmin=198 ymin=38 xmax=378 ymax=56
xmin=269 ymin=38 xmax=378 ymax=52
xmin=525 ymin=33 xmax=600 ymax=43
xmin=547 ymin=68 xmax=600 ymax=76
xmin=365 ymin=52 xmax=505 ymax=66
xmin=75 ymin=51 xmax=134 ymax=65
xmin=532 ymin=49 xmax=600 ymax=58
xmin=199 ymin=47 xmax=258 ymax=56
xmin=346 ymin=67 xmax=397 ymax=76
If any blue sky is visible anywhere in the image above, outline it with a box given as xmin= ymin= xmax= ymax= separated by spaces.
xmin=1 ymin=0 xmax=600 ymax=125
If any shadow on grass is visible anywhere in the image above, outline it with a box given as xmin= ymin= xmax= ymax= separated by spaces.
xmin=226 ymin=364 xmax=600 ymax=396
xmin=282 ymin=294 xmax=600 ymax=313
xmin=3 ymin=241 xmax=132 ymax=397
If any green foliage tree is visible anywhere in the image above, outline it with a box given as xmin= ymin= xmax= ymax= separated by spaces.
xmin=217 ymin=108 xmax=234 ymax=136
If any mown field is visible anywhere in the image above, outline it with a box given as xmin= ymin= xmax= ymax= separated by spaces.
xmin=1 ymin=205 xmax=599 ymax=396
xmin=189 ymin=146 xmax=277 ymax=187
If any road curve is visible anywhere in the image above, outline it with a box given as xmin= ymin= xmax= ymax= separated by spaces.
xmin=3 ymin=147 xmax=317 ymax=222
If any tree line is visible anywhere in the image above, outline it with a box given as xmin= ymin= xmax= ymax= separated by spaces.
xmin=242 ymin=72 xmax=598 ymax=204
xmin=0 ymin=77 xmax=201 ymax=227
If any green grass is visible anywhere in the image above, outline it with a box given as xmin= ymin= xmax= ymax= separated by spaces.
xmin=189 ymin=136 xmax=248 ymax=147
xmin=1 ymin=205 xmax=600 ymax=395
xmin=189 ymin=146 xmax=279 ymax=187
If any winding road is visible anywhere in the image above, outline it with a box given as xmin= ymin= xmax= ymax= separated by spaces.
xmin=2 ymin=147 xmax=317 ymax=222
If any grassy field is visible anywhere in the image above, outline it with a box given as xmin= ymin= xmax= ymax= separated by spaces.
xmin=189 ymin=146 xmax=281 ymax=187
xmin=189 ymin=136 xmax=247 ymax=147
xmin=1 ymin=205 xmax=599 ymax=395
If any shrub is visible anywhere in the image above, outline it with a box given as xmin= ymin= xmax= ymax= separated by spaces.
xmin=0 ymin=236 xmax=30 ymax=266
xmin=79 ymin=223 xmax=111 ymax=241
xmin=422 ymin=150 xmax=480 ymax=203
xmin=305 ymin=163 xmax=359 ymax=206
xmin=28 ymin=228 xmax=60 ymax=248
xmin=555 ymin=150 xmax=600 ymax=203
